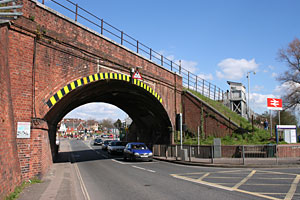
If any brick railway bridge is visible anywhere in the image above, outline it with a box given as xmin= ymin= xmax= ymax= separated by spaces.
xmin=0 ymin=0 xmax=239 ymax=197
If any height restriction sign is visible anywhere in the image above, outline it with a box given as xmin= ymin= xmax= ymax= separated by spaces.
xmin=267 ymin=98 xmax=282 ymax=110
xmin=132 ymin=69 xmax=143 ymax=80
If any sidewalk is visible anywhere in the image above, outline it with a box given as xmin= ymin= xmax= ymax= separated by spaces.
xmin=18 ymin=139 xmax=85 ymax=200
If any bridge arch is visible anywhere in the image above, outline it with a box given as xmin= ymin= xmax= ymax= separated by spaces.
xmin=44 ymin=72 xmax=172 ymax=148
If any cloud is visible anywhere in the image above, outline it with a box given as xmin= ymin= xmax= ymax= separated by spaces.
xmin=198 ymin=73 xmax=213 ymax=81
xmin=250 ymin=93 xmax=278 ymax=114
xmin=64 ymin=103 xmax=127 ymax=121
xmin=274 ymin=81 xmax=300 ymax=95
xmin=161 ymin=52 xmax=199 ymax=74
xmin=172 ymin=59 xmax=198 ymax=73
xmin=216 ymin=58 xmax=259 ymax=80
xmin=271 ymin=72 xmax=278 ymax=78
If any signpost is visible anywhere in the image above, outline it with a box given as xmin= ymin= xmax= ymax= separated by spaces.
xmin=267 ymin=98 xmax=282 ymax=137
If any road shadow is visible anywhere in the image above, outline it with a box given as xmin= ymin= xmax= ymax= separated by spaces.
xmin=54 ymin=149 xmax=123 ymax=164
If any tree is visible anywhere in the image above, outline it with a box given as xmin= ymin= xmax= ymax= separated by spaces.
xmin=277 ymin=38 xmax=300 ymax=110
xmin=99 ymin=118 xmax=114 ymax=129
xmin=86 ymin=119 xmax=97 ymax=127
xmin=274 ymin=110 xmax=298 ymax=126
xmin=114 ymin=119 xmax=122 ymax=129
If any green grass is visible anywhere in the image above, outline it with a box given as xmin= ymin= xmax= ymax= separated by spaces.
xmin=181 ymin=131 xmax=287 ymax=145
xmin=188 ymin=89 xmax=251 ymax=129
xmin=5 ymin=177 xmax=42 ymax=200
xmin=180 ymin=89 xmax=284 ymax=145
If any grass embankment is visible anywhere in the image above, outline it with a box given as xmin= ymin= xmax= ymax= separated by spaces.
xmin=181 ymin=89 xmax=280 ymax=145
xmin=5 ymin=177 xmax=42 ymax=200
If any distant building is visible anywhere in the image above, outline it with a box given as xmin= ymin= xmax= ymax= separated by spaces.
xmin=58 ymin=122 xmax=67 ymax=133
xmin=90 ymin=122 xmax=99 ymax=132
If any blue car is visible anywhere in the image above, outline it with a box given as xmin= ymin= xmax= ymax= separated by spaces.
xmin=123 ymin=142 xmax=153 ymax=161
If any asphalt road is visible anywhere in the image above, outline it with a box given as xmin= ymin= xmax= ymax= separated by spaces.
xmin=69 ymin=139 xmax=300 ymax=200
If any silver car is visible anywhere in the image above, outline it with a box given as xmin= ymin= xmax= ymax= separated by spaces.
xmin=107 ymin=141 xmax=127 ymax=154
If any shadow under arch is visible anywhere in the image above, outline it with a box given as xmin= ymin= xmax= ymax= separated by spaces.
xmin=44 ymin=73 xmax=172 ymax=158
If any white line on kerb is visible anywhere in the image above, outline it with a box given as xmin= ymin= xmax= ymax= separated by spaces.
xmin=74 ymin=163 xmax=91 ymax=200
xmin=132 ymin=165 xmax=156 ymax=173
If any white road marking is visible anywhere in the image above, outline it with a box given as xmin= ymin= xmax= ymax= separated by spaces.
xmin=74 ymin=163 xmax=91 ymax=200
xmin=132 ymin=165 xmax=156 ymax=173
xmin=112 ymin=159 xmax=127 ymax=165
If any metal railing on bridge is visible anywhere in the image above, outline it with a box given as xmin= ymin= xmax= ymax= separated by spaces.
xmin=39 ymin=0 xmax=224 ymax=101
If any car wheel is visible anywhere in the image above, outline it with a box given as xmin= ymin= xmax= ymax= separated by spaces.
xmin=130 ymin=156 xmax=134 ymax=162
xmin=149 ymin=159 xmax=153 ymax=162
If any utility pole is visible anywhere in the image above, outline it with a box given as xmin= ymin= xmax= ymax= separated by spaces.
xmin=246 ymin=71 xmax=256 ymax=120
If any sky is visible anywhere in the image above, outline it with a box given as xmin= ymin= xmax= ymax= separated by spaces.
xmin=42 ymin=0 xmax=300 ymax=122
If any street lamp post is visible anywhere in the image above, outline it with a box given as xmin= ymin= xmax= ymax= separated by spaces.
xmin=246 ymin=71 xmax=256 ymax=119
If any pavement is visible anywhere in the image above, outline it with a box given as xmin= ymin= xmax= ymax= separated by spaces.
xmin=17 ymin=138 xmax=300 ymax=199
xmin=18 ymin=139 xmax=85 ymax=200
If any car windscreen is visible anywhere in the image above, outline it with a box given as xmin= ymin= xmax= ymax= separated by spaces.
xmin=104 ymin=140 xmax=112 ymax=144
xmin=132 ymin=144 xmax=148 ymax=149
xmin=113 ymin=142 xmax=126 ymax=146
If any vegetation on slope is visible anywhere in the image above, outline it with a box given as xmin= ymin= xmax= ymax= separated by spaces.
xmin=180 ymin=89 xmax=280 ymax=145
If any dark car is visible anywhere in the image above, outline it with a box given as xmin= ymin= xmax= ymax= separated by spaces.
xmin=123 ymin=142 xmax=153 ymax=161
xmin=93 ymin=138 xmax=103 ymax=145
xmin=102 ymin=140 xmax=113 ymax=150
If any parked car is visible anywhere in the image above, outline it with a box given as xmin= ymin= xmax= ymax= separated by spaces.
xmin=123 ymin=142 xmax=153 ymax=161
xmin=107 ymin=141 xmax=127 ymax=154
xmin=102 ymin=140 xmax=113 ymax=150
xmin=93 ymin=138 xmax=103 ymax=145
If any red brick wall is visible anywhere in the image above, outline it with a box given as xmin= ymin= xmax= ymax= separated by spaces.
xmin=182 ymin=91 xmax=238 ymax=138
xmin=0 ymin=25 xmax=22 ymax=199
xmin=277 ymin=144 xmax=300 ymax=158
xmin=1 ymin=0 xmax=182 ymax=193
xmin=0 ymin=0 xmax=183 ymax=195
xmin=18 ymin=0 xmax=182 ymax=127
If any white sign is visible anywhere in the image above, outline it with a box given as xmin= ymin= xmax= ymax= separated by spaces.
xmin=276 ymin=125 xmax=297 ymax=144
xmin=17 ymin=122 xmax=31 ymax=138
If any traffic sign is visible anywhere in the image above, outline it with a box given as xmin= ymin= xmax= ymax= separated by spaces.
xmin=132 ymin=69 xmax=143 ymax=80
xmin=267 ymin=98 xmax=282 ymax=110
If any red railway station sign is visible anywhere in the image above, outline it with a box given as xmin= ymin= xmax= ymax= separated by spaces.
xmin=267 ymin=98 xmax=282 ymax=110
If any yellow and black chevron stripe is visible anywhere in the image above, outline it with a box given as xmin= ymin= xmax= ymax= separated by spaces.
xmin=46 ymin=72 xmax=162 ymax=108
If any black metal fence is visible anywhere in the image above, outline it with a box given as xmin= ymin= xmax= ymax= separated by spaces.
xmin=39 ymin=0 xmax=224 ymax=101
xmin=153 ymin=144 xmax=300 ymax=165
